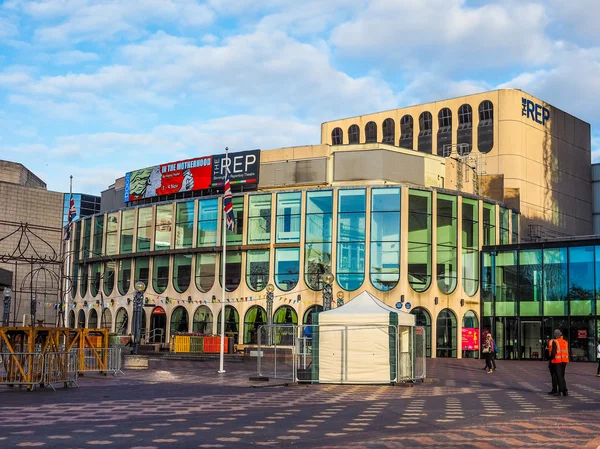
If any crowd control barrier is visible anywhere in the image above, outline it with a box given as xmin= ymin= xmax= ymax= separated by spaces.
xmin=69 ymin=347 xmax=123 ymax=376
xmin=0 ymin=352 xmax=44 ymax=390
xmin=43 ymin=351 xmax=79 ymax=391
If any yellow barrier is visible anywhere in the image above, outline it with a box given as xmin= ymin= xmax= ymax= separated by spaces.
xmin=171 ymin=336 xmax=191 ymax=353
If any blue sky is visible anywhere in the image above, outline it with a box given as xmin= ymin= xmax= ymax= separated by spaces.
xmin=1 ymin=0 xmax=599 ymax=195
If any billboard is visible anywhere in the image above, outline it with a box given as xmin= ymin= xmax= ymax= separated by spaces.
xmin=124 ymin=156 xmax=213 ymax=202
xmin=211 ymin=149 xmax=260 ymax=186
xmin=461 ymin=328 xmax=479 ymax=351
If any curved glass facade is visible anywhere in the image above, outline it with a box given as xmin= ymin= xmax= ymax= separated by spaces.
xmin=337 ymin=189 xmax=366 ymax=290
xmin=196 ymin=253 xmax=216 ymax=292
xmin=170 ymin=306 xmax=189 ymax=335
xmin=436 ymin=194 xmax=457 ymax=294
xmin=104 ymin=262 xmax=115 ymax=297
xmin=153 ymin=255 xmax=170 ymax=294
xmin=305 ymin=191 xmax=332 ymax=291
xmin=247 ymin=250 xmax=270 ymax=292
xmin=192 ymin=306 xmax=213 ymax=334
xmin=462 ymin=198 xmax=478 ymax=297
xmin=244 ymin=305 xmax=267 ymax=344
xmin=173 ymin=254 xmax=192 ymax=293
xmin=408 ymin=190 xmax=431 ymax=292
xmin=370 ymin=188 xmax=400 ymax=291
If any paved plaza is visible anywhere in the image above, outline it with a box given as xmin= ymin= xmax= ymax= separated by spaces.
xmin=1 ymin=357 xmax=599 ymax=449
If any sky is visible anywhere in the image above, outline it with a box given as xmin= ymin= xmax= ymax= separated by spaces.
xmin=0 ymin=0 xmax=599 ymax=195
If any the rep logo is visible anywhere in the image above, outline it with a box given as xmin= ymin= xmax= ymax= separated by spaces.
xmin=522 ymin=97 xmax=550 ymax=125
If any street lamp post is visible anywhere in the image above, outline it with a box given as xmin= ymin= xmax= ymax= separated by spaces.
xmin=336 ymin=291 xmax=345 ymax=308
xmin=266 ymin=283 xmax=274 ymax=346
xmin=321 ymin=272 xmax=334 ymax=311
xmin=132 ymin=281 xmax=146 ymax=355
xmin=3 ymin=288 xmax=11 ymax=327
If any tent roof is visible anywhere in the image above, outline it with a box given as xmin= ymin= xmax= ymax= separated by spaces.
xmin=319 ymin=291 xmax=415 ymax=326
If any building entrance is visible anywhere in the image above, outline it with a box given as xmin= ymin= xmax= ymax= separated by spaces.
xmin=520 ymin=320 xmax=542 ymax=359
xmin=150 ymin=307 xmax=166 ymax=343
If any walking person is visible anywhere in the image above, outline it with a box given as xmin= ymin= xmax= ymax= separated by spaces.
xmin=482 ymin=334 xmax=495 ymax=374
xmin=491 ymin=337 xmax=498 ymax=371
xmin=547 ymin=329 xmax=569 ymax=396
xmin=596 ymin=339 xmax=600 ymax=377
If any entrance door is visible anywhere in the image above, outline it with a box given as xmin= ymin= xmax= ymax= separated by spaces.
xmin=150 ymin=307 xmax=167 ymax=343
xmin=520 ymin=320 xmax=542 ymax=359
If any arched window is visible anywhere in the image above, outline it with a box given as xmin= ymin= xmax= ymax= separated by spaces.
xmin=436 ymin=308 xmax=457 ymax=358
xmin=173 ymin=254 xmax=192 ymax=293
xmin=400 ymin=115 xmax=413 ymax=149
xmin=195 ymin=253 xmax=216 ymax=292
xmin=68 ymin=310 xmax=76 ymax=328
xmin=462 ymin=198 xmax=479 ymax=297
xmin=304 ymin=190 xmax=333 ymax=291
xmin=152 ymin=255 xmax=170 ymax=294
xmin=303 ymin=305 xmax=323 ymax=324
xmin=418 ymin=112 xmax=432 ymax=153
xmin=101 ymin=308 xmax=112 ymax=330
xmin=247 ymin=250 xmax=270 ymax=292
xmin=382 ymin=118 xmax=395 ymax=144
xmin=370 ymin=188 xmax=400 ymax=291
xmin=118 ymin=259 xmax=131 ymax=295
xmin=331 ymin=127 xmax=343 ymax=145
xmin=115 ymin=308 xmax=128 ymax=335
xmin=462 ymin=310 xmax=479 ymax=358
xmin=243 ymin=306 xmax=267 ymax=344
xmin=437 ymin=108 xmax=452 ymax=156
xmin=88 ymin=309 xmax=98 ymax=329
xmin=216 ymin=306 xmax=239 ymax=344
xmin=408 ymin=190 xmax=432 ymax=292
xmin=478 ymin=100 xmax=494 ymax=153
xmin=90 ymin=262 xmax=101 ymax=297
xmin=348 ymin=124 xmax=360 ymax=144
xmin=192 ymin=306 xmax=213 ymax=334
xmin=436 ymin=194 xmax=457 ymax=294
xmin=365 ymin=121 xmax=377 ymax=143
xmin=78 ymin=309 xmax=86 ymax=328
xmin=104 ymin=262 xmax=115 ymax=297
xmin=219 ymin=251 xmax=242 ymax=292
xmin=71 ymin=264 xmax=79 ymax=301
xmin=410 ymin=307 xmax=431 ymax=357
xmin=79 ymin=264 xmax=88 ymax=298
xmin=275 ymin=248 xmax=300 ymax=291
xmin=170 ymin=306 xmax=189 ymax=335
xmin=135 ymin=257 xmax=150 ymax=289
xmin=337 ymin=189 xmax=366 ymax=291
xmin=274 ymin=305 xmax=298 ymax=345
xmin=457 ymin=104 xmax=473 ymax=155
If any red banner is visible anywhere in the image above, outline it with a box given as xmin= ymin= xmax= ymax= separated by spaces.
xmin=462 ymin=328 xmax=479 ymax=351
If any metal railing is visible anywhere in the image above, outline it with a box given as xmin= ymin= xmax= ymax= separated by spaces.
xmin=142 ymin=328 xmax=165 ymax=344
xmin=69 ymin=347 xmax=123 ymax=376
xmin=43 ymin=351 xmax=78 ymax=391
xmin=0 ymin=352 xmax=44 ymax=389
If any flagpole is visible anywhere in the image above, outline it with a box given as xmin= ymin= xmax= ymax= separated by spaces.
xmin=218 ymin=147 xmax=229 ymax=374
xmin=64 ymin=175 xmax=73 ymax=327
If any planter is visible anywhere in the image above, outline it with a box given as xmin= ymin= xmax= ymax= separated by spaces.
xmin=123 ymin=355 xmax=149 ymax=370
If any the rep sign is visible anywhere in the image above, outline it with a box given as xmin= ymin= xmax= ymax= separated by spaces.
xmin=522 ymin=97 xmax=550 ymax=125
xmin=212 ymin=149 xmax=260 ymax=186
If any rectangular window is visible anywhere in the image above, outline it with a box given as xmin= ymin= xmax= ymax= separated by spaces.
xmin=499 ymin=208 xmax=510 ymax=245
xmin=247 ymin=194 xmax=272 ymax=244
xmin=276 ymin=192 xmax=301 ymax=243
xmin=120 ymin=210 xmax=135 ymax=254
xmin=198 ymin=198 xmax=218 ymax=247
xmin=543 ymin=248 xmax=567 ymax=316
xmin=494 ymin=251 xmax=517 ymax=317
xmin=105 ymin=213 xmax=119 ymax=256
xmin=93 ymin=216 xmax=104 ymax=257
xmin=175 ymin=201 xmax=194 ymax=249
xmin=82 ymin=218 xmax=92 ymax=259
xmin=137 ymin=207 xmax=153 ymax=252
xmin=483 ymin=203 xmax=496 ymax=246
xmin=511 ymin=212 xmax=519 ymax=244
xmin=518 ymin=250 xmax=542 ymax=316
xmin=155 ymin=204 xmax=173 ymax=251
xmin=223 ymin=197 xmax=244 ymax=245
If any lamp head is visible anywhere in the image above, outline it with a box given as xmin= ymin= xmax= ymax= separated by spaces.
xmin=336 ymin=291 xmax=344 ymax=299
xmin=266 ymin=284 xmax=275 ymax=293
xmin=134 ymin=281 xmax=146 ymax=292
xmin=321 ymin=272 xmax=334 ymax=285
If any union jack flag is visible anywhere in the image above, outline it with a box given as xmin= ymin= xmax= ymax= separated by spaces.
xmin=63 ymin=195 xmax=77 ymax=241
xmin=223 ymin=169 xmax=235 ymax=233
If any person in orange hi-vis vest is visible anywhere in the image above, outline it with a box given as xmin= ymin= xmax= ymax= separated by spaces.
xmin=547 ymin=329 xmax=569 ymax=396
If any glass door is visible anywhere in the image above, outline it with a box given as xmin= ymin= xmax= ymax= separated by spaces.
xmin=520 ymin=320 xmax=542 ymax=359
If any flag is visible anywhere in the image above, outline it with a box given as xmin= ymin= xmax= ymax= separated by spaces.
xmin=223 ymin=169 xmax=235 ymax=232
xmin=64 ymin=195 xmax=77 ymax=240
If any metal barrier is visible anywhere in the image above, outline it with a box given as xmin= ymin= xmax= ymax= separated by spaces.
xmin=0 ymin=352 xmax=44 ymax=390
xmin=413 ymin=326 xmax=427 ymax=380
xmin=256 ymin=324 xmax=295 ymax=381
xmin=43 ymin=351 xmax=78 ymax=391
xmin=69 ymin=347 xmax=123 ymax=376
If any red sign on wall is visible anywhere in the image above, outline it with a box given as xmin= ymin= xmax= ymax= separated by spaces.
xmin=462 ymin=328 xmax=480 ymax=351
xmin=578 ymin=330 xmax=587 ymax=339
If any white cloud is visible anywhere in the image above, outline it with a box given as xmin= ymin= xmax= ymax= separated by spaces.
xmin=52 ymin=50 xmax=99 ymax=65
xmin=0 ymin=16 xmax=19 ymax=40
xmin=548 ymin=0 xmax=600 ymax=43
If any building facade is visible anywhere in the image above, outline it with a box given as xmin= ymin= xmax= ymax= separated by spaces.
xmin=62 ymin=194 xmax=101 ymax=227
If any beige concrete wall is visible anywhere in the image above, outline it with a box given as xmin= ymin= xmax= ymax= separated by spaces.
xmin=0 ymin=160 xmax=47 ymax=189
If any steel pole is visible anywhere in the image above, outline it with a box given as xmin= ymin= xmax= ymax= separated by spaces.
xmin=132 ymin=289 xmax=144 ymax=355
xmin=3 ymin=289 xmax=11 ymax=327
xmin=266 ymin=291 xmax=273 ymax=346
xmin=322 ymin=283 xmax=332 ymax=311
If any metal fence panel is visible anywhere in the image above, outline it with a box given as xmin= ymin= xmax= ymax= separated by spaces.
xmin=107 ymin=347 xmax=123 ymax=375
xmin=43 ymin=351 xmax=78 ymax=391
xmin=0 ymin=352 xmax=44 ymax=389
xmin=257 ymin=325 xmax=295 ymax=381
xmin=414 ymin=326 xmax=426 ymax=380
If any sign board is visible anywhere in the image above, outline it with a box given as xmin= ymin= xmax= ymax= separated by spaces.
xmin=395 ymin=302 xmax=403 ymax=309
xmin=415 ymin=327 xmax=424 ymax=336
xmin=522 ymin=97 xmax=550 ymax=125
xmin=578 ymin=330 xmax=587 ymax=339
xmin=462 ymin=327 xmax=479 ymax=351
xmin=211 ymin=149 xmax=260 ymax=186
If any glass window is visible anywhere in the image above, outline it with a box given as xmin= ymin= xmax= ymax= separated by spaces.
xmin=275 ymin=248 xmax=300 ymax=291
xmin=170 ymin=306 xmax=189 ymax=335
xmin=79 ymin=264 xmax=88 ymax=298
xmin=115 ymin=308 xmax=128 ymax=334
xmin=543 ymin=248 xmax=567 ymax=316
xmin=244 ymin=306 xmax=267 ymax=344
xmin=223 ymin=197 xmax=244 ymax=245
xmin=399 ymin=115 xmax=413 ymax=149
xmin=216 ymin=306 xmax=239 ymax=343
xmin=71 ymin=264 xmax=79 ymax=300
xmin=305 ymin=191 xmax=333 ymax=291
xmin=219 ymin=251 xmax=242 ymax=291
xmin=511 ymin=212 xmax=519 ymax=244
xmin=461 ymin=310 xmax=479 ymax=358
xmin=337 ymin=189 xmax=366 ymax=291
xmin=247 ymin=250 xmax=270 ymax=292
xmin=90 ymin=262 xmax=101 ymax=297
xmin=82 ymin=218 xmax=92 ymax=259
xmin=120 ymin=210 xmax=135 ymax=254
xmin=303 ymin=305 xmax=323 ymax=324
xmin=118 ymin=259 xmax=131 ymax=295
xmin=152 ymin=255 xmax=170 ymax=294
xmin=101 ymin=308 xmax=111 ymax=330
xmin=192 ymin=306 xmax=213 ymax=334
xmin=418 ymin=111 xmax=433 ymax=154
xmin=382 ymin=118 xmax=395 ymax=144
xmin=247 ymin=194 xmax=272 ymax=244
xmin=518 ymin=250 xmax=542 ymax=316
xmin=495 ymin=251 xmax=517 ymax=316
xmin=155 ymin=205 xmax=173 ymax=251
xmin=436 ymin=308 xmax=457 ymax=358
xmin=103 ymin=261 xmax=115 ymax=296
xmin=568 ymin=246 xmax=594 ymax=316
xmin=478 ymin=100 xmax=494 ymax=153
xmin=93 ymin=216 xmax=104 ymax=257
xmin=457 ymin=104 xmax=473 ymax=155
xmin=137 ymin=207 xmax=153 ymax=252
xmin=481 ymin=252 xmax=494 ymax=317
xmin=437 ymin=194 xmax=457 ymax=294
xmin=198 ymin=198 xmax=218 ymax=247
xmin=173 ymin=254 xmax=192 ymax=293
xmin=68 ymin=310 xmax=75 ymax=328
xmin=273 ymin=306 xmax=297 ymax=345
xmin=411 ymin=307 xmax=431 ymax=357
xmin=437 ymin=108 xmax=452 ymax=156
xmin=408 ymin=190 xmax=432 ymax=292
xmin=195 ymin=253 xmax=216 ymax=292
xmin=78 ymin=309 xmax=86 ymax=328
xmin=370 ymin=188 xmax=400 ymax=291
xmin=462 ymin=198 xmax=479 ymax=297
xmin=88 ymin=309 xmax=98 ymax=329
xmin=331 ymin=127 xmax=343 ymax=145
xmin=276 ymin=192 xmax=301 ymax=243
xmin=499 ymin=208 xmax=510 ymax=245
xmin=365 ymin=121 xmax=377 ymax=143
xmin=483 ymin=203 xmax=496 ymax=246
xmin=73 ymin=221 xmax=82 ymax=264
xmin=135 ymin=257 xmax=150 ymax=289
xmin=348 ymin=124 xmax=360 ymax=144
xmin=175 ymin=202 xmax=194 ymax=249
